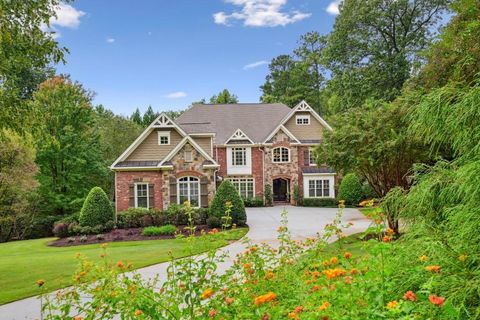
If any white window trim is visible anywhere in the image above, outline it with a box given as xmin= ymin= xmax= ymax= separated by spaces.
xmin=303 ymin=175 xmax=335 ymax=199
xmin=134 ymin=183 xmax=149 ymax=208
xmin=228 ymin=177 xmax=255 ymax=199
xmin=177 ymin=176 xmax=201 ymax=208
xmin=309 ymin=148 xmax=317 ymax=166
xmin=226 ymin=147 xmax=252 ymax=175
xmin=231 ymin=147 xmax=247 ymax=166
xmin=272 ymin=147 xmax=290 ymax=163
xmin=296 ymin=115 xmax=310 ymax=125
xmin=158 ymin=131 xmax=170 ymax=145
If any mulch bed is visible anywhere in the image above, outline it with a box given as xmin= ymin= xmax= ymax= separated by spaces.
xmin=49 ymin=225 xmax=215 ymax=247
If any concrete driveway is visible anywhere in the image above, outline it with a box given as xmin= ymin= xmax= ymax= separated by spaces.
xmin=0 ymin=206 xmax=371 ymax=320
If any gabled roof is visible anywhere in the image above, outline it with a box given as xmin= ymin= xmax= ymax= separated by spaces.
xmin=263 ymin=125 xmax=300 ymax=144
xmin=158 ymin=135 xmax=218 ymax=167
xmin=225 ymin=128 xmax=254 ymax=145
xmin=176 ymin=103 xmax=291 ymax=144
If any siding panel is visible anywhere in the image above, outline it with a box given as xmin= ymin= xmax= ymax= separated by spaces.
xmin=284 ymin=112 xmax=324 ymax=140
xmin=126 ymin=129 xmax=183 ymax=161
xmin=192 ymin=137 xmax=212 ymax=156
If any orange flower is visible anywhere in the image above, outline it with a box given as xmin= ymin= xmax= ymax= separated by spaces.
xmin=294 ymin=305 xmax=304 ymax=313
xmin=243 ymin=263 xmax=252 ymax=269
xmin=311 ymin=270 xmax=320 ymax=278
xmin=254 ymin=292 xmax=277 ymax=306
xmin=208 ymin=309 xmax=217 ymax=317
xmin=344 ymin=276 xmax=352 ymax=285
xmin=208 ymin=228 xmax=219 ymax=235
xmin=425 ymin=265 xmax=441 ymax=273
xmin=264 ymin=271 xmax=275 ymax=280
xmin=36 ymin=279 xmax=45 ymax=287
xmin=74 ymin=317 xmax=83 ymax=320
xmin=287 ymin=312 xmax=298 ymax=320
xmin=318 ymin=301 xmax=330 ymax=311
xmin=310 ymin=285 xmax=322 ymax=292
xmin=201 ymin=288 xmax=214 ymax=299
xmin=344 ymin=252 xmax=352 ymax=259
xmin=419 ymin=255 xmax=428 ymax=262
xmin=403 ymin=291 xmax=417 ymax=301
xmin=429 ymin=294 xmax=445 ymax=307
xmin=383 ymin=236 xmax=391 ymax=243
xmin=323 ymin=268 xmax=346 ymax=280
xmin=225 ymin=297 xmax=234 ymax=305
xmin=386 ymin=228 xmax=394 ymax=235
xmin=330 ymin=257 xmax=339 ymax=265
xmin=350 ymin=268 xmax=358 ymax=275
xmin=134 ymin=309 xmax=143 ymax=316
xmin=117 ymin=261 xmax=124 ymax=268
xmin=386 ymin=301 xmax=398 ymax=309
xmin=250 ymin=246 xmax=257 ymax=252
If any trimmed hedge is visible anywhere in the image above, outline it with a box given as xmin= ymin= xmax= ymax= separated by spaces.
xmin=302 ymin=198 xmax=338 ymax=207
xmin=142 ymin=225 xmax=177 ymax=236
xmin=243 ymin=197 xmax=264 ymax=207
xmin=210 ymin=180 xmax=247 ymax=226
xmin=79 ymin=187 xmax=114 ymax=227
xmin=338 ymin=173 xmax=364 ymax=205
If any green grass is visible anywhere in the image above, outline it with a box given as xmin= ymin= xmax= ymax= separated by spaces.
xmin=0 ymin=228 xmax=248 ymax=305
xmin=359 ymin=206 xmax=382 ymax=216
xmin=324 ymin=232 xmax=371 ymax=257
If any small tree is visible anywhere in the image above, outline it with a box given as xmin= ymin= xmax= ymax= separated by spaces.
xmin=381 ymin=187 xmax=406 ymax=235
xmin=338 ymin=174 xmax=364 ymax=205
xmin=264 ymin=184 xmax=273 ymax=207
xmin=79 ymin=187 xmax=114 ymax=227
xmin=292 ymin=185 xmax=301 ymax=206
xmin=210 ymin=181 xmax=246 ymax=226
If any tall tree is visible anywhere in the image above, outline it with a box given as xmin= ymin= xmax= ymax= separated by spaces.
xmin=209 ymin=89 xmax=239 ymax=104
xmin=31 ymin=76 xmax=108 ymax=215
xmin=130 ymin=108 xmax=143 ymax=126
xmin=0 ymin=0 xmax=67 ymax=129
xmin=325 ymin=0 xmax=450 ymax=111
xmin=142 ymin=105 xmax=159 ymax=126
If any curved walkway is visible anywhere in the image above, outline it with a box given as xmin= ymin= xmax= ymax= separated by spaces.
xmin=0 ymin=206 xmax=370 ymax=319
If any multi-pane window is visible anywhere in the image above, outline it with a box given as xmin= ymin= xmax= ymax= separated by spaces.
xmin=135 ymin=183 xmax=149 ymax=208
xmin=272 ymin=147 xmax=290 ymax=163
xmin=309 ymin=148 xmax=317 ymax=166
xmin=178 ymin=176 xmax=200 ymax=207
xmin=308 ymin=179 xmax=330 ymax=198
xmin=229 ymin=178 xmax=255 ymax=199
xmin=232 ymin=147 xmax=246 ymax=166
xmin=296 ymin=115 xmax=310 ymax=125
xmin=158 ymin=131 xmax=170 ymax=145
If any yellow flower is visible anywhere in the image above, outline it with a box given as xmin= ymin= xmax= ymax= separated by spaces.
xmin=201 ymin=288 xmax=214 ymax=299
xmin=419 ymin=255 xmax=428 ymax=262
xmin=386 ymin=300 xmax=398 ymax=309
xmin=36 ymin=279 xmax=45 ymax=287
xmin=458 ymin=254 xmax=467 ymax=262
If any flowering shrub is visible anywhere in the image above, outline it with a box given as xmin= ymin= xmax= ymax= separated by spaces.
xmin=40 ymin=202 xmax=458 ymax=319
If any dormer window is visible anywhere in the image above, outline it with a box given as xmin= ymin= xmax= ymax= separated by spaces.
xmin=158 ymin=131 xmax=170 ymax=145
xmin=296 ymin=115 xmax=310 ymax=125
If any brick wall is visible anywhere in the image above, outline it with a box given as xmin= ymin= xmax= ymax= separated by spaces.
xmin=251 ymin=147 xmax=264 ymax=197
xmin=116 ymin=171 xmax=163 ymax=212
xmin=215 ymin=147 xmax=227 ymax=177
xmin=297 ymin=146 xmax=308 ymax=197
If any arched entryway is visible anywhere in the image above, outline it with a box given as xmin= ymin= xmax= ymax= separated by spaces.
xmin=273 ymin=178 xmax=290 ymax=202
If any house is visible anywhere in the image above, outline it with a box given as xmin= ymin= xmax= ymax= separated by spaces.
xmin=111 ymin=100 xmax=336 ymax=212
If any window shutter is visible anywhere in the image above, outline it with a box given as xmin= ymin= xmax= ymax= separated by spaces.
xmin=148 ymin=184 xmax=155 ymax=208
xmin=200 ymin=176 xmax=209 ymax=208
xmin=304 ymin=150 xmax=309 ymax=166
xmin=169 ymin=177 xmax=177 ymax=205
xmin=128 ymin=184 xmax=135 ymax=207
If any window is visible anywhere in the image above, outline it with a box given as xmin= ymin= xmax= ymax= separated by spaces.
xmin=177 ymin=176 xmax=200 ymax=207
xmin=308 ymin=179 xmax=330 ymax=198
xmin=184 ymin=150 xmax=192 ymax=162
xmin=309 ymin=148 xmax=317 ymax=166
xmin=296 ymin=115 xmax=310 ymax=125
xmin=231 ymin=147 xmax=246 ymax=166
xmin=272 ymin=147 xmax=290 ymax=163
xmin=158 ymin=131 xmax=170 ymax=145
xmin=135 ymin=183 xmax=149 ymax=208
xmin=229 ymin=178 xmax=255 ymax=199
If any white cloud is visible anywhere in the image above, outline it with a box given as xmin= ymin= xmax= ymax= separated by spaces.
xmin=165 ymin=91 xmax=187 ymax=99
xmin=106 ymin=38 xmax=115 ymax=43
xmin=243 ymin=60 xmax=268 ymax=70
xmin=326 ymin=0 xmax=341 ymax=15
xmin=50 ymin=3 xmax=85 ymax=28
xmin=213 ymin=0 xmax=311 ymax=27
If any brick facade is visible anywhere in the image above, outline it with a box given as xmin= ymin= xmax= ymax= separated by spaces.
xmin=116 ymin=171 xmax=163 ymax=212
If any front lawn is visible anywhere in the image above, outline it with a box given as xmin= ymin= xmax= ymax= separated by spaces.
xmin=0 ymin=228 xmax=247 ymax=305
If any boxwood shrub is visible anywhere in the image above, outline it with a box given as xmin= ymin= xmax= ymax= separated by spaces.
xmin=302 ymin=198 xmax=338 ymax=207
xmin=243 ymin=197 xmax=264 ymax=207
xmin=210 ymin=180 xmax=247 ymax=226
xmin=79 ymin=187 xmax=114 ymax=227
xmin=338 ymin=173 xmax=364 ymax=205
xmin=142 ymin=225 xmax=177 ymax=236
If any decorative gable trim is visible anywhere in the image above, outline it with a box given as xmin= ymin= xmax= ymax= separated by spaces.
xmin=110 ymin=112 xmax=186 ymax=169
xmin=158 ymin=136 xmax=219 ymax=167
xmin=263 ymin=125 xmax=300 ymax=144
xmin=225 ymin=128 xmax=254 ymax=145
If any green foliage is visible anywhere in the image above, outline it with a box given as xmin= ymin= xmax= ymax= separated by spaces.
xmin=142 ymin=225 xmax=177 ymax=236
xmin=338 ymin=173 xmax=364 ymax=205
xmin=292 ymin=185 xmax=301 ymax=206
xmin=325 ymin=0 xmax=449 ymax=111
xmin=206 ymin=216 xmax=222 ymax=229
xmin=381 ymin=187 xmax=406 ymax=234
xmin=117 ymin=208 xmax=157 ymax=228
xmin=31 ymin=77 xmax=108 ymax=215
xmin=318 ymin=101 xmax=428 ymax=197
xmin=210 ymin=181 xmax=247 ymax=226
xmin=243 ymin=197 xmax=264 ymax=207
xmin=301 ymin=198 xmax=338 ymax=207
xmin=79 ymin=187 xmax=114 ymax=228
xmin=209 ymin=89 xmax=238 ymax=104
xmin=264 ymin=184 xmax=273 ymax=207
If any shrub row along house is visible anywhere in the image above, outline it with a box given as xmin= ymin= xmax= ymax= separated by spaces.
xmin=111 ymin=101 xmax=336 ymax=211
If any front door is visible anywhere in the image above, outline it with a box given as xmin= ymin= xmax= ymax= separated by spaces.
xmin=273 ymin=178 xmax=289 ymax=202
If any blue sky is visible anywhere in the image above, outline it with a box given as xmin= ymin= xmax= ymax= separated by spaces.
xmin=52 ymin=0 xmax=340 ymax=116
